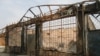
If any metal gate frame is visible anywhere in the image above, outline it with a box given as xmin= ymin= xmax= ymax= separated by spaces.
xmin=4 ymin=1 xmax=100 ymax=56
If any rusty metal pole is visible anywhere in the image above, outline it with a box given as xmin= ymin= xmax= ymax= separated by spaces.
xmin=21 ymin=25 xmax=25 ymax=53
xmin=82 ymin=4 xmax=89 ymax=56
xmin=25 ymin=26 xmax=28 ymax=54
xmin=84 ymin=14 xmax=89 ymax=56
xmin=76 ymin=4 xmax=85 ymax=56
xmin=35 ymin=23 xmax=42 ymax=56
xmin=5 ymin=27 xmax=9 ymax=53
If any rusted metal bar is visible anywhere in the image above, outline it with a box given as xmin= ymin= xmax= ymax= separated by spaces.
xmin=19 ymin=10 xmax=29 ymax=22
xmin=23 ymin=16 xmax=33 ymax=19
xmin=76 ymin=4 xmax=85 ymax=56
xmin=5 ymin=27 xmax=9 ymax=52
xmin=7 ymin=6 xmax=76 ymax=30
xmin=35 ymin=23 xmax=42 ymax=56
xmin=21 ymin=26 xmax=25 ymax=53
xmin=7 ymin=1 xmax=100 ymax=31
xmin=48 ymin=6 xmax=53 ymax=17
xmin=5 ymin=4 xmax=74 ymax=30
xmin=76 ymin=3 xmax=91 ymax=56
xmin=38 ymin=6 xmax=44 ymax=17
xmin=84 ymin=14 xmax=89 ymax=56
xmin=29 ymin=9 xmax=38 ymax=18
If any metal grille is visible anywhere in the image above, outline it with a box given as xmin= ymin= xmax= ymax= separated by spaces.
xmin=27 ymin=24 xmax=36 ymax=56
xmin=4 ymin=1 xmax=100 ymax=56
xmin=41 ymin=17 xmax=77 ymax=56
xmin=8 ymin=27 xmax=22 ymax=55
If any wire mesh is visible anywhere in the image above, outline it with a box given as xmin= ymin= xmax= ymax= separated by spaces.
xmin=41 ymin=17 xmax=77 ymax=56
xmin=27 ymin=24 xmax=36 ymax=56
xmin=8 ymin=27 xmax=22 ymax=55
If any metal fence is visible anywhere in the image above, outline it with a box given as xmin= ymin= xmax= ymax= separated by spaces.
xmin=41 ymin=17 xmax=77 ymax=56
xmin=24 ymin=17 xmax=77 ymax=56
xmin=4 ymin=1 xmax=100 ymax=56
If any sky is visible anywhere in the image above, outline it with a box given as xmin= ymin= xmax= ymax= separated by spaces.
xmin=0 ymin=0 xmax=97 ymax=29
